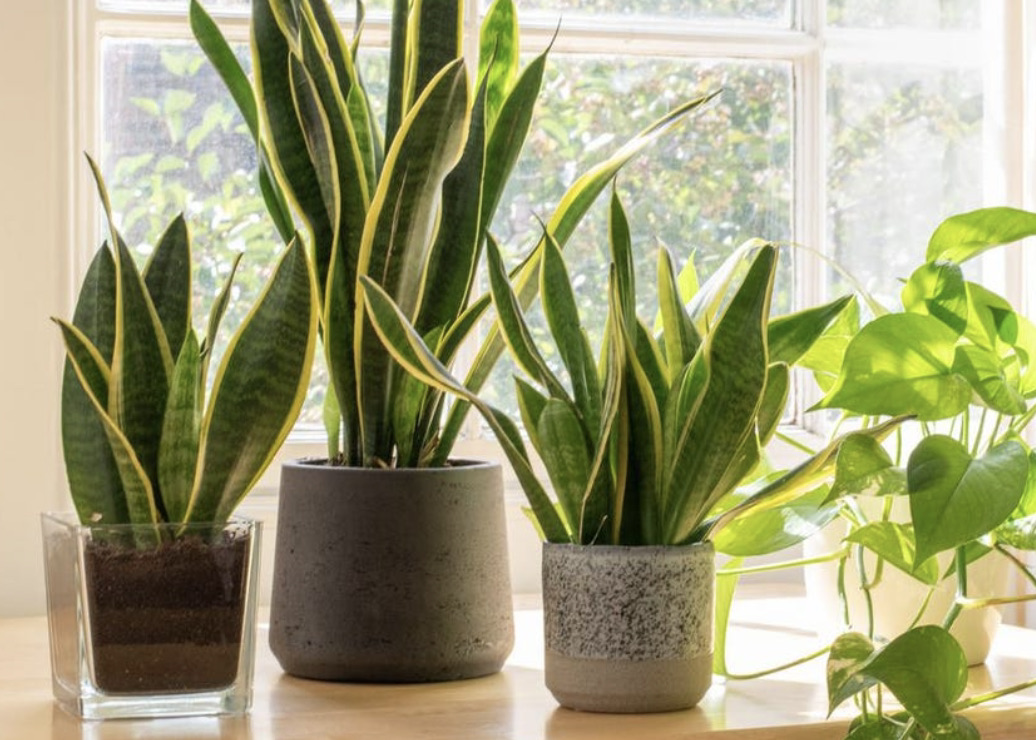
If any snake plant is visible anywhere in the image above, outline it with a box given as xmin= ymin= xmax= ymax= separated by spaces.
xmin=192 ymin=0 xmax=716 ymax=467
xmin=361 ymin=191 xmax=903 ymax=545
xmin=56 ymin=157 xmax=317 ymax=532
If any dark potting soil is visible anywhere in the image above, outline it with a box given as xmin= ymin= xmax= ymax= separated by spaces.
xmin=83 ymin=529 xmax=250 ymax=694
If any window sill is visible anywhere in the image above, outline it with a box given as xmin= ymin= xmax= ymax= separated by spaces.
xmin=5 ymin=585 xmax=1036 ymax=738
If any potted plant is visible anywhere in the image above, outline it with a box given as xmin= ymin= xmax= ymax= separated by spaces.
xmin=191 ymin=0 xmax=715 ymax=681
xmin=772 ymin=206 xmax=1036 ymax=738
xmin=42 ymin=158 xmax=316 ymax=719
xmin=361 ymin=190 xmax=903 ymax=712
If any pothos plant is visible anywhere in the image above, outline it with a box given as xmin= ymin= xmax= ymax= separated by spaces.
xmin=191 ymin=0 xmax=715 ymax=468
xmin=56 ymin=157 xmax=317 ymax=541
xmin=360 ymin=189 xmax=902 ymax=546
xmin=718 ymin=207 xmax=1036 ymax=740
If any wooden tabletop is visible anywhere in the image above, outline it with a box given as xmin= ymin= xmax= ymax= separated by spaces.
xmin=3 ymin=590 xmax=1036 ymax=739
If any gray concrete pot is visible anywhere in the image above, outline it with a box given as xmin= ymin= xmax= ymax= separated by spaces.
xmin=542 ymin=542 xmax=714 ymax=713
xmin=269 ymin=459 xmax=514 ymax=682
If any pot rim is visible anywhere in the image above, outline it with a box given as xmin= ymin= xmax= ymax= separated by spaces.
xmin=283 ymin=457 xmax=500 ymax=473
xmin=40 ymin=511 xmax=259 ymax=531
xmin=542 ymin=541 xmax=714 ymax=556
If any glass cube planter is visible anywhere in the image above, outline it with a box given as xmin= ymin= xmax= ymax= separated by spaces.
xmin=40 ymin=513 xmax=261 ymax=719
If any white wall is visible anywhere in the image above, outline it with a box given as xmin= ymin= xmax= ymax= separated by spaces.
xmin=0 ymin=0 xmax=71 ymax=617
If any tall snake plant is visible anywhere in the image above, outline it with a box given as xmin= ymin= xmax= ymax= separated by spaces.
xmin=56 ymin=158 xmax=317 ymax=536
xmin=362 ymin=192 xmax=903 ymax=545
xmin=192 ymin=0 xmax=716 ymax=467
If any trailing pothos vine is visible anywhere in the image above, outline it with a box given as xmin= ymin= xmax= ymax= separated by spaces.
xmin=713 ymin=206 xmax=1036 ymax=740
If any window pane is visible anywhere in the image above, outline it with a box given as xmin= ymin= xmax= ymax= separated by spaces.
xmin=482 ymin=55 xmax=793 ymax=414
xmin=826 ymin=62 xmax=983 ymax=306
xmin=827 ymin=0 xmax=980 ymax=30
xmin=496 ymin=0 xmax=791 ymax=26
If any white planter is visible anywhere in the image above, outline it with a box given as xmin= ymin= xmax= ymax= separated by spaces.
xmin=804 ymin=518 xmax=1008 ymax=665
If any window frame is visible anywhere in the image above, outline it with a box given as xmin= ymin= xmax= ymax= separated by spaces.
xmin=73 ymin=0 xmax=1034 ymax=601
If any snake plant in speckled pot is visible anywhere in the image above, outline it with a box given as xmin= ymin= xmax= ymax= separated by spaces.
xmin=363 ymin=190 xmax=903 ymax=712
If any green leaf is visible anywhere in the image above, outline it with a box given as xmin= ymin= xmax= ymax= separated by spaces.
xmin=862 ymin=626 xmax=968 ymax=736
xmin=541 ymin=233 xmax=601 ymax=437
xmin=845 ymin=521 xmax=940 ymax=585
xmin=828 ymin=434 xmax=907 ymax=502
xmin=768 ymin=294 xmax=853 ymax=366
xmin=355 ymin=59 xmax=469 ymax=464
xmin=827 ymin=632 xmax=880 ymax=714
xmin=485 ymin=237 xmax=568 ymax=400
xmin=412 ymin=74 xmax=487 ymax=338
xmin=411 ymin=0 xmax=461 ymax=105
xmin=712 ymin=484 xmax=838 ymax=557
xmin=477 ymin=0 xmax=519 ymax=130
xmin=188 ymin=239 xmax=317 ymax=522
xmin=815 ymin=313 xmax=972 ymax=421
xmin=359 ymin=275 xmax=569 ymax=542
xmin=479 ymin=47 xmax=546 ymax=255
xmin=998 ymin=512 xmax=1036 ymax=550
xmin=657 ymin=246 xmax=700 ymax=380
xmin=316 ymin=0 xmax=380 ymax=191
xmin=908 ymin=436 xmax=1029 ymax=564
xmin=703 ymin=418 xmax=908 ymax=539
xmin=59 ymin=246 xmax=124 ymax=526
xmin=609 ymin=187 xmax=637 ymax=331
xmin=143 ymin=214 xmax=191 ymax=358
xmin=157 ymin=330 xmax=201 ymax=523
xmin=664 ymin=245 xmax=776 ymax=544
xmin=322 ymin=380 xmax=342 ymax=461
xmin=756 ymin=362 xmax=789 ymax=447
xmin=200 ymin=252 xmax=242 ymax=382
xmin=797 ymin=296 xmax=860 ymax=392
xmin=110 ymin=236 xmax=172 ymax=494
xmin=620 ymin=288 xmax=665 ymax=544
xmin=712 ymin=556 xmax=745 ymax=677
xmin=514 ymin=376 xmax=548 ymax=452
xmin=952 ymin=344 xmax=1026 ymax=415
xmin=964 ymin=282 xmax=1036 ymax=397
xmin=253 ymin=0 xmax=336 ymax=271
xmin=901 ymin=261 xmax=968 ymax=335
xmin=536 ymin=400 xmax=594 ymax=541
xmin=57 ymin=320 xmax=159 ymax=530
xmin=927 ymin=206 xmax=1036 ymax=263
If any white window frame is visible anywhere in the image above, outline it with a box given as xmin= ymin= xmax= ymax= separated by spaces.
xmin=71 ymin=0 xmax=1035 ymax=599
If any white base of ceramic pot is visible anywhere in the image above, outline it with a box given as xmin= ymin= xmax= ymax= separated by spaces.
xmin=545 ymin=651 xmax=713 ymax=713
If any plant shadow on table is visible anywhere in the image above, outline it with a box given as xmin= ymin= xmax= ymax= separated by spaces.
xmin=545 ymin=703 xmax=711 ymax=737
xmin=50 ymin=704 xmax=251 ymax=739
xmin=267 ymin=669 xmax=524 ymax=737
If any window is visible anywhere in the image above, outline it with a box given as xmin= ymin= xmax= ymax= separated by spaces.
xmin=76 ymin=1 xmax=1033 ymax=595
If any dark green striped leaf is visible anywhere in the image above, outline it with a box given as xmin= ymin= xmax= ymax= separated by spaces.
xmin=188 ymin=239 xmax=317 ymax=522
xmin=158 ymin=330 xmax=202 ymax=523
xmin=143 ymin=214 xmax=191 ymax=358
xmin=109 ymin=237 xmax=171 ymax=494
xmin=664 ymin=245 xmax=776 ymax=544
xmin=355 ymin=59 xmax=469 ymax=464
xmin=59 ymin=246 xmax=123 ymax=525
xmin=541 ymin=233 xmax=600 ymax=437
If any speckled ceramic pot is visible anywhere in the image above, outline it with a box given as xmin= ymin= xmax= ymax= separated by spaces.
xmin=269 ymin=459 xmax=514 ymax=682
xmin=542 ymin=542 xmax=714 ymax=713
